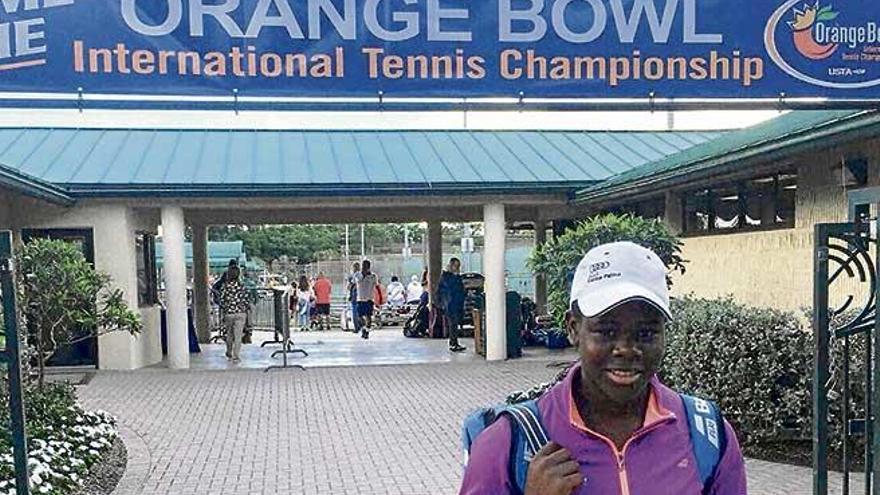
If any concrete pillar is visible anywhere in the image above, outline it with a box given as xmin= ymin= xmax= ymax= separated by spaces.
xmin=484 ymin=203 xmax=507 ymax=361
xmin=92 ymin=206 xmax=138 ymax=370
xmin=192 ymin=224 xmax=210 ymax=343
xmin=533 ymin=220 xmax=548 ymax=315
xmin=161 ymin=207 xmax=189 ymax=369
xmin=427 ymin=220 xmax=443 ymax=305
xmin=664 ymin=192 xmax=684 ymax=235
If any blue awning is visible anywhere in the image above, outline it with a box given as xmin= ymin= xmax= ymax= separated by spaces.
xmin=0 ymin=162 xmax=73 ymax=205
xmin=155 ymin=241 xmax=246 ymax=269
xmin=0 ymin=128 xmax=722 ymax=198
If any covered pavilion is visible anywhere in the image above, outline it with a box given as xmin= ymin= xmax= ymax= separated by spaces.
xmin=0 ymin=127 xmax=721 ymax=369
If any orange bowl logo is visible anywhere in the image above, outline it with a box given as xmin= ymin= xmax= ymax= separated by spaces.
xmin=765 ymin=0 xmax=880 ymax=89
xmin=790 ymin=2 xmax=838 ymax=59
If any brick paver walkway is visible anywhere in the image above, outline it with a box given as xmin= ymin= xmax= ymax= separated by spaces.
xmin=77 ymin=360 xmax=844 ymax=495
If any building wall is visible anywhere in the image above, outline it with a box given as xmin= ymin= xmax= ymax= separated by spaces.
xmin=2 ymin=199 xmax=163 ymax=370
xmin=669 ymin=137 xmax=880 ymax=313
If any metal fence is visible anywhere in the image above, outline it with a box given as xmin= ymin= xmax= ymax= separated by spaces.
xmin=160 ymin=287 xmax=281 ymax=337
xmin=813 ymin=221 xmax=880 ymax=495
xmin=247 ymin=289 xmax=277 ymax=332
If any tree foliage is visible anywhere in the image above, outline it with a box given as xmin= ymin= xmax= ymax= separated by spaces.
xmin=17 ymin=239 xmax=141 ymax=385
xmin=212 ymin=225 xmax=341 ymax=263
xmin=211 ymin=224 xmax=431 ymax=263
xmin=528 ymin=213 xmax=686 ymax=323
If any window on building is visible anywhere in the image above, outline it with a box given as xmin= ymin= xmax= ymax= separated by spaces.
xmin=684 ymin=188 xmax=711 ymax=232
xmin=136 ymin=233 xmax=159 ymax=306
xmin=843 ymin=157 xmax=869 ymax=188
xmin=606 ymin=196 xmax=666 ymax=220
xmin=635 ymin=196 xmax=666 ymax=219
xmin=682 ymin=171 xmax=797 ymax=235
xmin=776 ymin=173 xmax=797 ymax=225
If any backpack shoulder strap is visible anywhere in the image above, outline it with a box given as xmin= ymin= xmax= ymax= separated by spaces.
xmin=679 ymin=393 xmax=728 ymax=495
xmin=499 ymin=400 xmax=549 ymax=495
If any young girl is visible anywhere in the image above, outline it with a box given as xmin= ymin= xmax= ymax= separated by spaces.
xmin=296 ymin=275 xmax=313 ymax=330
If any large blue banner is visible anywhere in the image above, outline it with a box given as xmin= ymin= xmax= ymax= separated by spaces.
xmin=0 ymin=0 xmax=877 ymax=99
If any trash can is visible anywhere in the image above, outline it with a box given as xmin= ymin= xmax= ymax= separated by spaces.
xmin=160 ymin=307 xmax=201 ymax=355
xmin=506 ymin=291 xmax=523 ymax=359
xmin=473 ymin=293 xmax=486 ymax=356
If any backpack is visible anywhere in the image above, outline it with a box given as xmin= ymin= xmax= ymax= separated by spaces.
xmin=462 ymin=394 xmax=727 ymax=495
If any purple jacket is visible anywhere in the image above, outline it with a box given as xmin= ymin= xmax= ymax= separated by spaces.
xmin=460 ymin=365 xmax=747 ymax=495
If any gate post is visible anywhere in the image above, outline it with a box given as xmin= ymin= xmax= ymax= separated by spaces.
xmin=0 ymin=230 xmax=30 ymax=495
xmin=813 ymin=223 xmax=830 ymax=495
xmin=874 ymin=217 xmax=880 ymax=495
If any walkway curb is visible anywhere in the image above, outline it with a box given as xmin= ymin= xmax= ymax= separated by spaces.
xmin=111 ymin=423 xmax=152 ymax=495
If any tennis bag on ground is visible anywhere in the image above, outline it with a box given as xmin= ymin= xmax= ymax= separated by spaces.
xmin=403 ymin=301 xmax=430 ymax=338
xmin=461 ymin=394 xmax=727 ymax=495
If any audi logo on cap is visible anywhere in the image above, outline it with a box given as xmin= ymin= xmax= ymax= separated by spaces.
xmin=589 ymin=261 xmax=611 ymax=273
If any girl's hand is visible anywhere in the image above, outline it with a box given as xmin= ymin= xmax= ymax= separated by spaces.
xmin=524 ymin=442 xmax=583 ymax=495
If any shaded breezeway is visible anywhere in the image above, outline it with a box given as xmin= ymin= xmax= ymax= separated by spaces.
xmin=169 ymin=329 xmax=572 ymax=370
xmin=76 ymin=358 xmax=842 ymax=495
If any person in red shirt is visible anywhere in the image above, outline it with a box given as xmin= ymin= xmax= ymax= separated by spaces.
xmin=374 ymin=277 xmax=386 ymax=307
xmin=312 ymin=272 xmax=333 ymax=331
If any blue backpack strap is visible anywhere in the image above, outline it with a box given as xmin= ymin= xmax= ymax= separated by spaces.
xmin=498 ymin=400 xmax=549 ymax=495
xmin=680 ymin=394 xmax=728 ymax=495
xmin=462 ymin=407 xmax=501 ymax=467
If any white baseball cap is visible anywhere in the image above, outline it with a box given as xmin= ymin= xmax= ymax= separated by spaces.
xmin=569 ymin=242 xmax=672 ymax=320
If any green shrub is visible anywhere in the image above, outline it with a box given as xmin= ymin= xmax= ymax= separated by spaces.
xmin=662 ymin=296 xmax=812 ymax=447
xmin=18 ymin=238 xmax=141 ymax=386
xmin=0 ymin=383 xmax=118 ymax=495
xmin=529 ymin=213 xmax=685 ymax=325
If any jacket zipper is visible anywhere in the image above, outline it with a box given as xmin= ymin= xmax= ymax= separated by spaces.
xmin=617 ymin=452 xmax=631 ymax=495
xmin=592 ymin=416 xmax=675 ymax=495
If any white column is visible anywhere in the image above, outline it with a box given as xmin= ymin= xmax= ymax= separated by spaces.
xmin=484 ymin=203 xmax=507 ymax=361
xmin=192 ymin=224 xmax=210 ymax=344
xmin=427 ymin=220 xmax=443 ymax=306
xmin=161 ymin=207 xmax=189 ymax=369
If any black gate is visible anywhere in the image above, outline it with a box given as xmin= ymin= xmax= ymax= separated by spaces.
xmin=814 ymin=221 xmax=880 ymax=495
xmin=0 ymin=230 xmax=31 ymax=495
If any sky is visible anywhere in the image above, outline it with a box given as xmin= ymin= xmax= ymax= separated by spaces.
xmin=0 ymin=108 xmax=782 ymax=131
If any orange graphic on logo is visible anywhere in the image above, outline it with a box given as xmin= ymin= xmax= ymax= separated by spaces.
xmin=789 ymin=2 xmax=839 ymax=59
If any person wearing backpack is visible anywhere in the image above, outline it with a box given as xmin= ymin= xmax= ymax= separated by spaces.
xmin=437 ymin=257 xmax=467 ymax=352
xmin=460 ymin=242 xmax=747 ymax=495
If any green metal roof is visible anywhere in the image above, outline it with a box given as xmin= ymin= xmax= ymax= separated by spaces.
xmin=0 ymin=128 xmax=722 ymax=198
xmin=155 ymin=241 xmax=246 ymax=268
xmin=0 ymin=162 xmax=73 ymax=205
xmin=575 ymin=110 xmax=880 ymax=204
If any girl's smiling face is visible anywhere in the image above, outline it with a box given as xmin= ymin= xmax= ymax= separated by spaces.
xmin=567 ymin=300 xmax=666 ymax=407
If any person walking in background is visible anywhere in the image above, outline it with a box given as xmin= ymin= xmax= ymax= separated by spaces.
xmin=406 ymin=274 xmax=423 ymax=304
xmin=313 ymin=272 xmax=332 ymax=331
xmin=355 ymin=259 xmax=379 ymax=339
xmin=220 ymin=265 xmax=250 ymax=363
xmin=438 ymin=258 xmax=466 ymax=352
xmin=348 ymin=262 xmax=361 ymax=333
xmin=212 ymin=258 xmax=239 ymax=306
xmin=296 ymin=275 xmax=313 ymax=330
xmin=212 ymin=258 xmax=239 ymax=346
xmin=387 ymin=275 xmax=406 ymax=307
